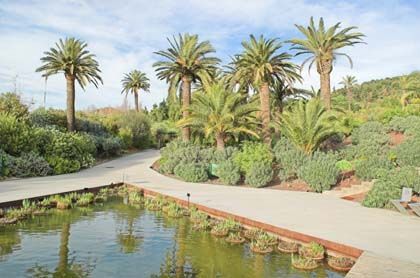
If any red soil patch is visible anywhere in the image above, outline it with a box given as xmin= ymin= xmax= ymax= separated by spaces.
xmin=333 ymin=172 xmax=360 ymax=191
xmin=389 ymin=131 xmax=405 ymax=146
xmin=341 ymin=192 xmax=366 ymax=203
xmin=267 ymin=177 xmax=313 ymax=192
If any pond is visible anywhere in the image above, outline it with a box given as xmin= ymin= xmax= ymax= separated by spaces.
xmin=0 ymin=197 xmax=345 ymax=277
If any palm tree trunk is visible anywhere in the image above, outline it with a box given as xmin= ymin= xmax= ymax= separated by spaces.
xmin=260 ymin=82 xmax=271 ymax=144
xmin=347 ymin=88 xmax=353 ymax=111
xmin=318 ymin=59 xmax=332 ymax=110
xmin=57 ymin=223 xmax=70 ymax=273
xmin=181 ymin=76 xmax=191 ymax=142
xmin=65 ymin=74 xmax=76 ymax=132
xmin=134 ymin=90 xmax=140 ymax=112
xmin=215 ymin=133 xmax=225 ymax=150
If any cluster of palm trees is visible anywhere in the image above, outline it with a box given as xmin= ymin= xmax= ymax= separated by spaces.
xmin=36 ymin=17 xmax=365 ymax=148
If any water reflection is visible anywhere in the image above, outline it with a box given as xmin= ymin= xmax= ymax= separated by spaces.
xmin=0 ymin=198 xmax=344 ymax=278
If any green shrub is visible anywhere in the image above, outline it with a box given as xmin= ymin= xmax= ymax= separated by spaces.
xmin=0 ymin=149 xmax=10 ymax=177
xmin=215 ymin=159 xmax=241 ymax=185
xmin=92 ymin=135 xmax=122 ymax=157
xmin=47 ymin=156 xmax=80 ymax=175
xmin=118 ymin=112 xmax=152 ymax=149
xmin=0 ymin=113 xmax=33 ymax=155
xmin=75 ymin=116 xmax=107 ymax=136
xmin=395 ymin=137 xmax=420 ymax=167
xmin=118 ymin=127 xmax=133 ymax=148
xmin=7 ymin=152 xmax=52 ymax=177
xmin=363 ymin=167 xmax=420 ymax=208
xmin=351 ymin=121 xmax=387 ymax=145
xmin=0 ymin=92 xmax=29 ymax=120
xmin=233 ymin=142 xmax=273 ymax=174
xmin=174 ymin=163 xmax=209 ymax=182
xmin=297 ymin=152 xmax=339 ymax=192
xmin=273 ymin=137 xmax=307 ymax=180
xmin=354 ymin=156 xmax=394 ymax=181
xmin=45 ymin=130 xmax=96 ymax=174
xmin=29 ymin=108 xmax=67 ymax=129
xmin=335 ymin=160 xmax=353 ymax=172
xmin=245 ymin=162 xmax=273 ymax=188
xmin=388 ymin=116 xmax=420 ymax=133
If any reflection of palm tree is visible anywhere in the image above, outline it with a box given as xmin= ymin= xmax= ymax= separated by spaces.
xmin=0 ymin=228 xmax=21 ymax=257
xmin=115 ymin=203 xmax=144 ymax=254
xmin=27 ymin=220 xmax=92 ymax=277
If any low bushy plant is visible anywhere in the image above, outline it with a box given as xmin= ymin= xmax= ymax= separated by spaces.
xmin=388 ymin=116 xmax=420 ymax=133
xmin=215 ymin=159 xmax=241 ymax=185
xmin=174 ymin=163 xmax=209 ymax=182
xmin=354 ymin=156 xmax=394 ymax=181
xmin=7 ymin=152 xmax=52 ymax=178
xmin=351 ymin=121 xmax=387 ymax=145
xmin=29 ymin=108 xmax=67 ymax=129
xmin=335 ymin=160 xmax=353 ymax=172
xmin=395 ymin=137 xmax=420 ymax=167
xmin=118 ymin=127 xmax=133 ymax=148
xmin=45 ymin=130 xmax=96 ymax=174
xmin=0 ymin=113 xmax=33 ymax=155
xmin=297 ymin=152 xmax=339 ymax=192
xmin=273 ymin=137 xmax=307 ymax=180
xmin=245 ymin=162 xmax=273 ymax=188
xmin=362 ymin=166 xmax=420 ymax=208
xmin=233 ymin=142 xmax=273 ymax=174
xmin=118 ymin=111 xmax=152 ymax=149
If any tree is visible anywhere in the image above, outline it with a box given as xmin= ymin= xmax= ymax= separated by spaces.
xmin=231 ymin=35 xmax=301 ymax=144
xmin=271 ymin=80 xmax=311 ymax=114
xmin=279 ymin=99 xmax=338 ymax=154
xmin=177 ymin=82 xmax=258 ymax=150
xmin=36 ymin=37 xmax=102 ymax=131
xmin=154 ymin=33 xmax=220 ymax=141
xmin=121 ymin=70 xmax=150 ymax=112
xmin=289 ymin=17 xmax=364 ymax=110
xmin=339 ymin=75 xmax=358 ymax=110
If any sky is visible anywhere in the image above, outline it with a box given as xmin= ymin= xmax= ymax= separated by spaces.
xmin=0 ymin=0 xmax=419 ymax=110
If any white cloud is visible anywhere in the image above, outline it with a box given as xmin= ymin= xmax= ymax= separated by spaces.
xmin=0 ymin=0 xmax=418 ymax=109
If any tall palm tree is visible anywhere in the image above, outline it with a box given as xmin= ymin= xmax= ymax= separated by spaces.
xmin=177 ymin=82 xmax=258 ymax=150
xmin=36 ymin=37 xmax=102 ymax=131
xmin=279 ymin=99 xmax=338 ymax=154
xmin=153 ymin=33 xmax=220 ymax=141
xmin=231 ymin=35 xmax=301 ymax=144
xmin=121 ymin=70 xmax=150 ymax=112
xmin=339 ymin=75 xmax=358 ymax=111
xmin=289 ymin=17 xmax=364 ymax=110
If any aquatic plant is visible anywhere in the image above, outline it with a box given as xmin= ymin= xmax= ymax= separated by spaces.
xmin=250 ymin=238 xmax=273 ymax=254
xmin=327 ymin=256 xmax=355 ymax=271
xmin=166 ymin=202 xmax=183 ymax=218
xmin=291 ymin=254 xmax=319 ymax=270
xmin=225 ymin=232 xmax=245 ymax=244
xmin=76 ymin=193 xmax=95 ymax=207
xmin=299 ymin=242 xmax=325 ymax=260
xmin=243 ymin=228 xmax=261 ymax=240
xmin=127 ymin=191 xmax=142 ymax=205
xmin=255 ymin=231 xmax=278 ymax=246
xmin=277 ymin=240 xmax=299 ymax=253
xmin=210 ymin=221 xmax=229 ymax=237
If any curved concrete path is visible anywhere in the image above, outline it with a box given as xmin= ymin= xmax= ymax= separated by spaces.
xmin=1 ymin=149 xmax=420 ymax=275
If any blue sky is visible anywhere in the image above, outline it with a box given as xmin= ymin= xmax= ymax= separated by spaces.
xmin=0 ymin=0 xmax=419 ymax=110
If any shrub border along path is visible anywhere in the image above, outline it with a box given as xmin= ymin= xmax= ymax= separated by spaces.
xmin=1 ymin=149 xmax=420 ymax=277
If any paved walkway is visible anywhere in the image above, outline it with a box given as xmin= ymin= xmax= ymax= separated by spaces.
xmin=1 ymin=150 xmax=420 ymax=275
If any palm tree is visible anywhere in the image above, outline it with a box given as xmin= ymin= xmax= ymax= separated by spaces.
xmin=177 ymin=82 xmax=258 ymax=150
xmin=231 ymin=35 xmax=301 ymax=144
xmin=154 ymin=33 xmax=220 ymax=141
xmin=279 ymin=99 xmax=338 ymax=154
xmin=121 ymin=70 xmax=150 ymax=112
xmin=36 ymin=37 xmax=102 ymax=131
xmin=289 ymin=17 xmax=365 ymax=110
xmin=271 ymin=80 xmax=311 ymax=114
xmin=339 ymin=75 xmax=358 ymax=110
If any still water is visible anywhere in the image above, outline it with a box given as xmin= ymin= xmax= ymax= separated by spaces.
xmin=0 ymin=198 xmax=344 ymax=277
